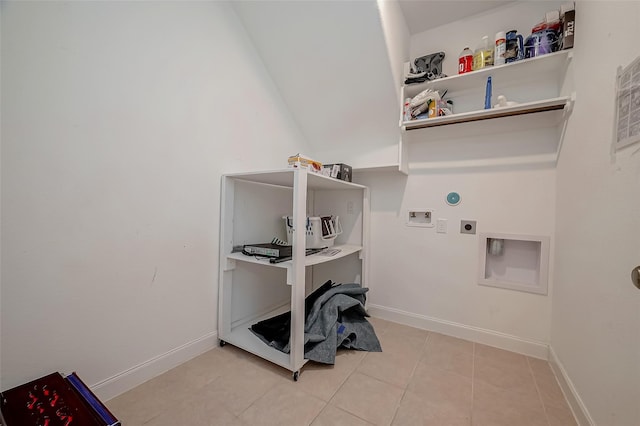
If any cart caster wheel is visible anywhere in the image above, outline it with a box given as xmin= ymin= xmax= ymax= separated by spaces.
xmin=219 ymin=339 xmax=226 ymax=347
xmin=292 ymin=371 xmax=299 ymax=381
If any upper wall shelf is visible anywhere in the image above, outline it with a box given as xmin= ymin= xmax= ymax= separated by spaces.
xmin=403 ymin=50 xmax=572 ymax=99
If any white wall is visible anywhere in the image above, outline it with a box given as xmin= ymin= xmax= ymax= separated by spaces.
xmin=358 ymin=165 xmax=556 ymax=347
xmin=377 ymin=0 xmax=411 ymax=103
xmin=232 ymin=0 xmax=401 ymax=170
xmin=356 ymin=1 xmax=564 ymax=352
xmin=1 ymin=0 xmax=308 ymax=396
xmin=552 ymin=2 xmax=640 ymax=425
xmin=362 ymin=1 xmax=640 ymax=423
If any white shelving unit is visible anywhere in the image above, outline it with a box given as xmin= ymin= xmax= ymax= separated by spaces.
xmin=218 ymin=168 xmax=369 ymax=379
xmin=399 ymin=50 xmax=574 ymax=170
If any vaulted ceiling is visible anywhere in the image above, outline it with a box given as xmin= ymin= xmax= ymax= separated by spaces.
xmin=232 ymin=0 xmax=399 ymax=168
xmin=231 ymin=1 xmax=513 ymax=168
xmin=398 ymin=0 xmax=513 ymax=35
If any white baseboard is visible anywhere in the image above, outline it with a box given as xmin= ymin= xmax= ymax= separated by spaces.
xmin=368 ymin=304 xmax=549 ymax=359
xmin=92 ymin=331 xmax=218 ymax=402
xmin=548 ymin=346 xmax=594 ymax=426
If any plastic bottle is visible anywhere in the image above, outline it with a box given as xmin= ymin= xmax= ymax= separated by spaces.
xmin=403 ymin=98 xmax=412 ymax=121
xmin=494 ymin=31 xmax=506 ymax=66
xmin=484 ymin=76 xmax=492 ymax=109
xmin=473 ymin=36 xmax=493 ymax=70
xmin=458 ymin=47 xmax=473 ymax=74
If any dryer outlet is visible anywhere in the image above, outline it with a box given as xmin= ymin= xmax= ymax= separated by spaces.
xmin=460 ymin=220 xmax=477 ymax=234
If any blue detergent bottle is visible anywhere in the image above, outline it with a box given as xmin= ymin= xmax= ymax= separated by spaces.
xmin=485 ymin=76 xmax=492 ymax=109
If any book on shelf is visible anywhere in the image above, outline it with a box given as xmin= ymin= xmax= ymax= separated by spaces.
xmin=65 ymin=372 xmax=120 ymax=426
xmin=0 ymin=371 xmax=120 ymax=426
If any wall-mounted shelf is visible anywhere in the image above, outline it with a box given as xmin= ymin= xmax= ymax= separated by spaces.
xmin=399 ymin=49 xmax=574 ymax=170
xmin=402 ymin=50 xmax=572 ymax=100
xmin=403 ymin=96 xmax=571 ymax=130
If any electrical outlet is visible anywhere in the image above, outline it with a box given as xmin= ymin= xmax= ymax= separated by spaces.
xmin=460 ymin=220 xmax=477 ymax=234
xmin=436 ymin=218 xmax=447 ymax=233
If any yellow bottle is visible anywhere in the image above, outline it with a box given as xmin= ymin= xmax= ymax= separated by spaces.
xmin=473 ymin=35 xmax=494 ymax=70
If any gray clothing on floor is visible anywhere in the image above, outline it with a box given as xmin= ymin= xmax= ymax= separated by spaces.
xmin=285 ymin=283 xmax=382 ymax=364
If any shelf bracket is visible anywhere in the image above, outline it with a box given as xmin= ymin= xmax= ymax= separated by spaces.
xmin=564 ymin=92 xmax=576 ymax=116
xmin=555 ymin=92 xmax=576 ymax=164
xmin=223 ymin=258 xmax=236 ymax=272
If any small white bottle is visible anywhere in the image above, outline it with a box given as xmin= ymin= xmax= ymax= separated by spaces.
xmin=495 ymin=31 xmax=506 ymax=66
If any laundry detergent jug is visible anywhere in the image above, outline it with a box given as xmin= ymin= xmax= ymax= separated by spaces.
xmin=504 ymin=30 xmax=524 ymax=63
xmin=524 ymin=29 xmax=560 ymax=58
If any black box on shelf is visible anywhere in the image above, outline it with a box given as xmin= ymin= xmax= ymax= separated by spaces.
xmin=562 ymin=8 xmax=575 ymax=50
xmin=323 ymin=163 xmax=352 ymax=182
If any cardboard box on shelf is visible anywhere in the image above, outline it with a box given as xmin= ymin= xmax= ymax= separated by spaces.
xmin=287 ymin=153 xmax=322 ymax=173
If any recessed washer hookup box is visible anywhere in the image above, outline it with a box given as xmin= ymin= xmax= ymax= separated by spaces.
xmin=323 ymin=163 xmax=352 ymax=182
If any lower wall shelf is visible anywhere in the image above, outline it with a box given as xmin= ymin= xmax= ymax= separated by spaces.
xmin=403 ymin=96 xmax=571 ymax=130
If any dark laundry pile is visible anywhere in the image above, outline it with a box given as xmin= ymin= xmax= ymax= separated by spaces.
xmin=250 ymin=280 xmax=382 ymax=364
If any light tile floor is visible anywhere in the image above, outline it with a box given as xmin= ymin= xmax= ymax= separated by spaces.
xmin=106 ymin=318 xmax=577 ymax=426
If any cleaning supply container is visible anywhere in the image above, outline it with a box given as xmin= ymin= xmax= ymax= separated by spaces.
xmin=473 ymin=35 xmax=494 ymax=70
xmin=283 ymin=216 xmax=342 ymax=249
xmin=458 ymin=47 xmax=473 ymax=74
xmin=495 ymin=31 xmax=506 ymax=65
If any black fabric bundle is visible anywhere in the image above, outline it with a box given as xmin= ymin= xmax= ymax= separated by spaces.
xmin=250 ymin=280 xmax=334 ymax=350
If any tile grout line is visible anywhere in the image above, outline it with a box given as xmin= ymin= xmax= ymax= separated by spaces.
xmin=309 ymin=351 xmax=370 ymax=425
xmin=314 ymin=319 xmax=389 ymax=425
xmin=527 ymin=356 xmax=552 ymax=426
xmin=305 ymin=398 xmax=327 ymax=426
xmin=232 ymin=364 xmax=293 ymax=420
xmin=388 ymin=331 xmax=431 ymax=426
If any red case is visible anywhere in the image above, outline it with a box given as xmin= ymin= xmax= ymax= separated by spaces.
xmin=1 ymin=372 xmax=105 ymax=426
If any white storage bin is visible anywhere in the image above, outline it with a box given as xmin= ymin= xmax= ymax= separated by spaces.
xmin=283 ymin=216 xmax=342 ymax=249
